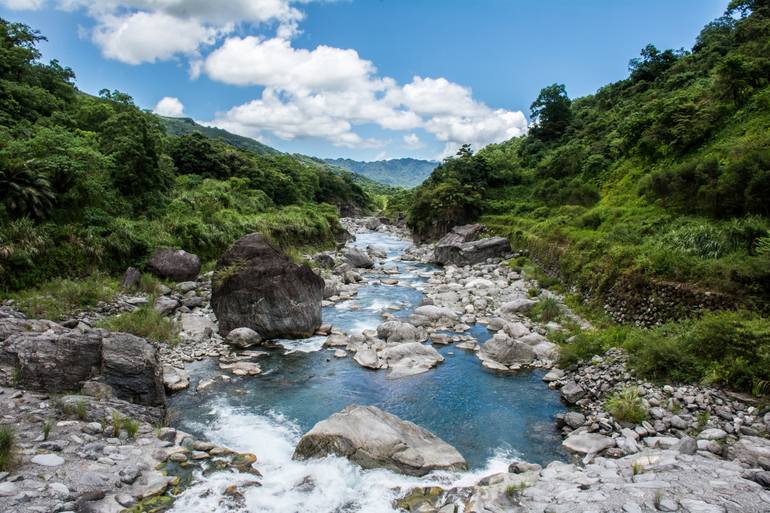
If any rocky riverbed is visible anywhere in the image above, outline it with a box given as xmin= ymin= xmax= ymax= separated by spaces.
xmin=1 ymin=216 xmax=769 ymax=513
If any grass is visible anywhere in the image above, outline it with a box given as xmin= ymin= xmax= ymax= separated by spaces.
xmin=42 ymin=419 xmax=53 ymax=441
xmin=0 ymin=425 xmax=16 ymax=471
xmin=530 ymin=296 xmax=562 ymax=323
xmin=9 ymin=273 xmax=119 ymax=320
xmin=10 ymin=367 xmax=21 ymax=387
xmin=76 ymin=399 xmax=88 ymax=420
xmin=124 ymin=418 xmax=140 ymax=439
xmin=505 ymin=482 xmax=529 ymax=500
xmin=606 ymin=388 xmax=647 ymax=424
xmin=111 ymin=411 xmax=124 ymax=437
xmin=98 ymin=306 xmax=179 ymax=345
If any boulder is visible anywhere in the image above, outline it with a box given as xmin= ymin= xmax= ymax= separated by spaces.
xmin=413 ymin=305 xmax=458 ymax=322
xmin=435 ymin=224 xmax=485 ymax=246
xmin=313 ymin=253 xmax=336 ymax=269
xmin=225 ymin=327 xmax=262 ymax=349
xmin=499 ymin=298 xmax=537 ymax=315
xmin=120 ymin=267 xmax=142 ymax=290
xmin=434 ymin=236 xmax=511 ymax=266
xmin=0 ymin=319 xmax=165 ymax=407
xmin=478 ymin=334 xmax=535 ymax=366
xmin=728 ymin=436 xmax=770 ymax=469
xmin=100 ymin=332 xmax=166 ymax=406
xmin=353 ymin=349 xmax=380 ymax=369
xmin=380 ymin=342 xmax=444 ymax=379
xmin=211 ymin=233 xmax=324 ymax=339
xmin=342 ymin=247 xmax=374 ymax=269
xmin=560 ymin=381 xmax=586 ymax=404
xmin=562 ymin=432 xmax=616 ymax=456
xmin=376 ymin=321 xmax=421 ymax=343
xmin=162 ymin=365 xmax=190 ymax=392
xmin=146 ymin=248 xmax=200 ymax=282
xmin=293 ymin=405 xmax=467 ymax=476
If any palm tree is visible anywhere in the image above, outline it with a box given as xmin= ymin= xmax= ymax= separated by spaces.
xmin=0 ymin=160 xmax=54 ymax=220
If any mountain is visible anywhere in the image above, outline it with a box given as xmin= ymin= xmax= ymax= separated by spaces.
xmin=324 ymin=158 xmax=438 ymax=188
xmin=157 ymin=116 xmax=280 ymax=156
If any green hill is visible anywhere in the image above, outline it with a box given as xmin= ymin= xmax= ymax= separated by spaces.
xmin=157 ymin=116 xmax=280 ymax=156
xmin=325 ymin=158 xmax=437 ymax=188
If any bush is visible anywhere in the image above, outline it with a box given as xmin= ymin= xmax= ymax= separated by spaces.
xmin=606 ymin=388 xmax=647 ymax=423
xmin=98 ymin=307 xmax=179 ymax=345
xmin=124 ymin=418 xmax=140 ymax=439
xmin=10 ymin=273 xmax=118 ymax=320
xmin=557 ymin=332 xmax=606 ymax=368
xmin=531 ymin=296 xmax=562 ymax=323
xmin=0 ymin=425 xmax=16 ymax=471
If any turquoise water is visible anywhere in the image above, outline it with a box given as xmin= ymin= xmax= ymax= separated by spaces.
xmin=170 ymin=232 xmax=567 ymax=469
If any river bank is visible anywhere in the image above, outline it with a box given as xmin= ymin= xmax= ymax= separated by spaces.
xmin=1 ymin=217 xmax=769 ymax=513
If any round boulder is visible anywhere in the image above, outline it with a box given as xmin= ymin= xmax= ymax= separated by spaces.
xmin=146 ymin=248 xmax=201 ymax=282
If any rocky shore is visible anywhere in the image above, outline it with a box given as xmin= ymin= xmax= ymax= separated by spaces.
xmin=1 ymin=216 xmax=768 ymax=513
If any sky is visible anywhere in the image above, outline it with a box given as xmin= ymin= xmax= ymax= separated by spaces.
xmin=0 ymin=0 xmax=728 ymax=161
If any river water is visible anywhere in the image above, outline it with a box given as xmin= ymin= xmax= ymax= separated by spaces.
xmin=168 ymin=231 xmax=567 ymax=513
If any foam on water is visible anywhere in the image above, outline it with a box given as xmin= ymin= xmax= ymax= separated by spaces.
xmin=170 ymin=403 xmax=523 ymax=513
xmin=277 ymin=335 xmax=326 ymax=354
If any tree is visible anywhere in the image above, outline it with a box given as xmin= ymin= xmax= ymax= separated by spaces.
xmin=169 ymin=133 xmax=231 ymax=179
xmin=628 ymin=44 xmax=684 ymax=83
xmin=727 ymin=0 xmax=770 ymax=17
xmin=0 ymin=160 xmax=54 ymax=220
xmin=529 ymin=84 xmax=572 ymax=142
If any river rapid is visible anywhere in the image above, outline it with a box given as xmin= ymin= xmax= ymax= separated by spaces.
xmin=167 ymin=230 xmax=567 ymax=513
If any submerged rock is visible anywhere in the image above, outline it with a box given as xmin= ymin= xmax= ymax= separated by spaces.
xmin=293 ymin=404 xmax=467 ymax=476
xmin=146 ymin=248 xmax=201 ymax=282
xmin=211 ymin=233 xmax=324 ymax=339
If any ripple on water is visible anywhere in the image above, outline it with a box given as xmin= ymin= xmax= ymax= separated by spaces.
xmin=169 ymin=231 xmax=568 ymax=513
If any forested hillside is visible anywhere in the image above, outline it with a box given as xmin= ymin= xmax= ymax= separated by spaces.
xmin=0 ymin=18 xmax=371 ymax=290
xmin=325 ymin=158 xmax=437 ymax=188
xmin=404 ymin=0 xmax=770 ymax=306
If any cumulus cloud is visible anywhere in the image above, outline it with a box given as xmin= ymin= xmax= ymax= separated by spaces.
xmin=153 ymin=96 xmax=185 ymax=117
xmin=403 ymin=133 xmax=424 ymax=149
xmin=0 ymin=0 xmax=45 ymax=9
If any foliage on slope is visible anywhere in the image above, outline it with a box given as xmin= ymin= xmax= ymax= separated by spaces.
xmin=407 ymin=1 xmax=770 ymax=305
xmin=325 ymin=157 xmax=438 ymax=188
xmin=0 ymin=18 xmax=367 ymax=290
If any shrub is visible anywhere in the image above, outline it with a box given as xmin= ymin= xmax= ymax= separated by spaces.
xmin=111 ymin=411 xmax=124 ymax=437
xmin=557 ymin=333 xmax=606 ymax=368
xmin=606 ymin=388 xmax=647 ymax=424
xmin=42 ymin=419 xmax=53 ymax=441
xmin=0 ymin=425 xmax=16 ymax=471
xmin=532 ymin=296 xmax=562 ymax=323
xmin=76 ymin=399 xmax=88 ymax=420
xmin=124 ymin=418 xmax=140 ymax=439
xmin=98 ymin=307 xmax=179 ymax=345
xmin=10 ymin=273 xmax=119 ymax=320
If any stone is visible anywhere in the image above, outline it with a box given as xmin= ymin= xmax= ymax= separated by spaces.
xmin=728 ymin=436 xmax=770 ymax=468
xmin=499 ymin=298 xmax=537 ymax=315
xmin=162 ymin=365 xmax=190 ymax=392
xmin=119 ymin=267 xmax=142 ymax=290
xmin=342 ymin=247 xmax=374 ymax=269
xmin=31 ymin=453 xmax=65 ymax=466
xmin=0 ymin=482 xmax=18 ymax=497
xmin=293 ymin=404 xmax=467 ymax=476
xmin=478 ymin=335 xmax=535 ymax=366
xmin=542 ymin=368 xmax=565 ymax=382
xmin=211 ymin=233 xmax=324 ymax=339
xmin=679 ymin=499 xmax=725 ymax=513
xmin=377 ymin=321 xmax=421 ymax=343
xmin=562 ymin=432 xmax=615 ymax=456
xmin=101 ymin=332 xmax=166 ymax=406
xmin=413 ymin=305 xmax=458 ymax=322
xmin=697 ymin=428 xmax=727 ymax=440
xmin=668 ymin=415 xmax=688 ymax=430
xmin=153 ymin=296 xmax=179 ymax=316
xmin=225 ymin=327 xmax=262 ymax=349
xmin=380 ymin=342 xmax=444 ymax=379
xmin=563 ymin=412 xmax=586 ymax=429
xmin=323 ymin=334 xmax=349 ymax=348
xmin=353 ymin=349 xmax=380 ymax=369
xmin=146 ymin=248 xmax=201 ymax=282
xmin=560 ymin=381 xmax=586 ymax=404
xmin=434 ymin=236 xmax=511 ymax=266
xmin=678 ymin=436 xmax=698 ymax=455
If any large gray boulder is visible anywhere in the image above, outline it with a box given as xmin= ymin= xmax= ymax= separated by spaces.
xmin=211 ymin=233 xmax=324 ymax=339
xmin=434 ymin=236 xmax=511 ymax=266
xmin=0 ymin=318 xmax=165 ymax=407
xmin=436 ymin=224 xmax=485 ymax=246
xmin=478 ymin=334 xmax=536 ymax=366
xmin=380 ymin=342 xmax=444 ymax=379
xmin=146 ymin=248 xmax=200 ymax=282
xmin=376 ymin=321 xmax=422 ymax=343
xmin=293 ymin=405 xmax=467 ymax=476
xmin=342 ymin=247 xmax=374 ymax=269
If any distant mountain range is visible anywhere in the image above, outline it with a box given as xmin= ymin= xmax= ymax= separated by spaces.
xmin=324 ymin=158 xmax=438 ymax=188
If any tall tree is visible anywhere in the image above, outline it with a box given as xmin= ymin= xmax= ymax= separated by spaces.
xmin=529 ymin=83 xmax=572 ymax=142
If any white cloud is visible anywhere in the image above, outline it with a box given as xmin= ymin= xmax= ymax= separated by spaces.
xmin=153 ymin=96 xmax=185 ymax=117
xmin=0 ymin=0 xmax=45 ymax=9
xmin=403 ymin=133 xmax=424 ymax=149
xmin=91 ymin=11 xmax=218 ymax=64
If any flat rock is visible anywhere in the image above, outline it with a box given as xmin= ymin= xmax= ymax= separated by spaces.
xmin=31 ymin=454 xmax=65 ymax=466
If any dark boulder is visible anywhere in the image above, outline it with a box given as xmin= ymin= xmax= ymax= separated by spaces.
xmin=146 ymin=248 xmax=200 ymax=282
xmin=436 ymin=224 xmax=485 ymax=246
xmin=0 ymin=318 xmax=165 ymax=407
xmin=434 ymin=236 xmax=511 ymax=266
xmin=211 ymin=233 xmax=324 ymax=339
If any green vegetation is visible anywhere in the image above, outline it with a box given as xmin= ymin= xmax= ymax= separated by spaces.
xmin=0 ymin=425 xmax=16 ymax=471
xmin=557 ymin=309 xmax=770 ymax=394
xmin=98 ymin=306 xmax=179 ymax=345
xmin=42 ymin=419 xmax=52 ymax=441
xmin=75 ymin=399 xmax=88 ymax=420
xmin=10 ymin=273 xmax=118 ymax=320
xmin=0 ymin=18 xmax=374 ymax=292
xmin=124 ymin=418 xmax=140 ymax=439
xmin=606 ymin=388 xmax=648 ymax=423
xmin=530 ymin=296 xmax=562 ymax=323
xmin=406 ymin=3 xmax=770 ymax=303
xmin=111 ymin=411 xmax=123 ymax=437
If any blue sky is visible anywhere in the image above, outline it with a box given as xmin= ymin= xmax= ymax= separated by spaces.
xmin=1 ymin=0 xmax=727 ymax=160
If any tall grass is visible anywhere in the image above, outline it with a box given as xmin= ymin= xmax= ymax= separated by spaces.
xmin=98 ymin=306 xmax=179 ymax=344
xmin=0 ymin=425 xmax=16 ymax=471
xmin=10 ymin=273 xmax=118 ymax=320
